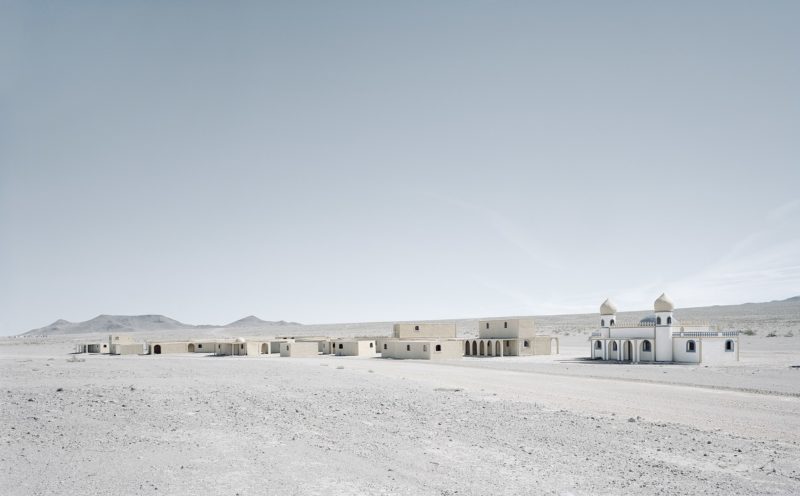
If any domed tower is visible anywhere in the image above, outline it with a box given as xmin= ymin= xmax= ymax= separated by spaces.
xmin=600 ymin=298 xmax=617 ymax=327
xmin=653 ymin=293 xmax=675 ymax=326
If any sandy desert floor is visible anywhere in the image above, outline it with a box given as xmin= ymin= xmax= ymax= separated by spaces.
xmin=1 ymin=337 xmax=800 ymax=495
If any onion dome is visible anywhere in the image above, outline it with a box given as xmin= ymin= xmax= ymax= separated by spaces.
xmin=600 ymin=298 xmax=618 ymax=315
xmin=654 ymin=293 xmax=675 ymax=312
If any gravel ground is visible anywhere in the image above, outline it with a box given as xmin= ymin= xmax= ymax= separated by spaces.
xmin=2 ymin=342 xmax=800 ymax=495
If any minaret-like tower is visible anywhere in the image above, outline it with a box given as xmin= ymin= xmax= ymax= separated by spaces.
xmin=653 ymin=293 xmax=675 ymax=362
xmin=654 ymin=293 xmax=675 ymax=326
xmin=600 ymin=298 xmax=617 ymax=328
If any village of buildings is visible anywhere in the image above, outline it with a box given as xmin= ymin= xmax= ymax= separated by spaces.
xmin=75 ymin=293 xmax=740 ymax=365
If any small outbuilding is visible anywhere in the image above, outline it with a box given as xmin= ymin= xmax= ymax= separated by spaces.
xmin=381 ymin=339 xmax=463 ymax=360
xmin=279 ymin=341 xmax=319 ymax=357
xmin=332 ymin=340 xmax=377 ymax=357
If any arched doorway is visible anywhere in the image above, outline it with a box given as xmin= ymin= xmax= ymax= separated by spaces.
xmin=154 ymin=344 xmax=162 ymax=355
xmin=487 ymin=341 xmax=493 ymax=356
xmin=261 ymin=343 xmax=268 ymax=354
xmin=479 ymin=341 xmax=485 ymax=356
xmin=464 ymin=341 xmax=470 ymax=356
xmin=495 ymin=341 xmax=501 ymax=356
xmin=472 ymin=341 xmax=477 ymax=356
xmin=623 ymin=341 xmax=632 ymax=361
xmin=188 ymin=344 xmax=195 ymax=352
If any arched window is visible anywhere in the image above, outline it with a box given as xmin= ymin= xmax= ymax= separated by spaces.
xmin=642 ymin=340 xmax=652 ymax=352
xmin=686 ymin=340 xmax=696 ymax=352
xmin=523 ymin=340 xmax=529 ymax=348
xmin=504 ymin=322 xmax=508 ymax=328
xmin=657 ymin=316 xmax=662 ymax=325
xmin=595 ymin=341 xmax=602 ymax=350
xmin=610 ymin=319 xmax=615 ymax=326
xmin=406 ymin=344 xmax=411 ymax=351
xmin=667 ymin=316 xmax=672 ymax=325
xmin=423 ymin=345 xmax=427 ymax=352
xmin=435 ymin=344 xmax=441 ymax=351
xmin=338 ymin=343 xmax=343 ymax=349
xmin=725 ymin=340 xmax=734 ymax=352
xmin=414 ymin=325 xmax=419 ymax=331
xmin=485 ymin=322 xmax=489 ymax=329
xmin=383 ymin=343 xmax=387 ymax=350
xmin=612 ymin=342 xmax=618 ymax=351
xmin=601 ymin=319 xmax=605 ymax=327
xmin=369 ymin=342 xmax=374 ymax=348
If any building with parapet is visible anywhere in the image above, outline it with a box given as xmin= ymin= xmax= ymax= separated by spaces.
xmin=589 ymin=293 xmax=739 ymax=364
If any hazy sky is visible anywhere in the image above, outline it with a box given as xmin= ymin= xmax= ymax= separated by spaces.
xmin=1 ymin=1 xmax=798 ymax=334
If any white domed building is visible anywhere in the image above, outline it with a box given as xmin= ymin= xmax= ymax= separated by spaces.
xmin=589 ymin=294 xmax=739 ymax=364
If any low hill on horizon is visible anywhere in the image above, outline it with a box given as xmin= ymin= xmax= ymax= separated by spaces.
xmin=16 ymin=296 xmax=799 ymax=338
xmin=20 ymin=314 xmax=302 ymax=337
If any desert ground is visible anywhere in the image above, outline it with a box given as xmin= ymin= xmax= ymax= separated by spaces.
xmin=2 ymin=327 xmax=800 ymax=495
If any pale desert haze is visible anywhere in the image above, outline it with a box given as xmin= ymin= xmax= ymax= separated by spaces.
xmin=3 ymin=1 xmax=800 ymax=495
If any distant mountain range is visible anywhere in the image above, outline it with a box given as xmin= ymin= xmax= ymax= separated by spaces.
xmin=17 ymin=296 xmax=800 ymax=337
xmin=20 ymin=314 xmax=301 ymax=336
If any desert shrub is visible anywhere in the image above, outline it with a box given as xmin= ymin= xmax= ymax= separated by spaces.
xmin=785 ymin=331 xmax=794 ymax=338
xmin=741 ymin=329 xmax=756 ymax=336
xmin=766 ymin=331 xmax=777 ymax=338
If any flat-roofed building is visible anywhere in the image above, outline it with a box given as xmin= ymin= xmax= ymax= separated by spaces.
xmin=392 ymin=323 xmax=456 ymax=339
xmin=381 ymin=339 xmax=463 ymax=360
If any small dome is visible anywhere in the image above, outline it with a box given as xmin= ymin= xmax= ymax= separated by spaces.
xmin=600 ymin=298 xmax=618 ymax=315
xmin=654 ymin=293 xmax=675 ymax=312
xmin=234 ymin=337 xmax=246 ymax=343
xmin=639 ymin=314 xmax=657 ymax=325
xmin=640 ymin=314 xmax=677 ymax=325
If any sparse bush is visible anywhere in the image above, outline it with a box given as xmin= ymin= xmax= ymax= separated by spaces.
xmin=336 ymin=365 xmax=344 ymax=370
xmin=785 ymin=331 xmax=794 ymax=338
xmin=66 ymin=356 xmax=85 ymax=363
xmin=766 ymin=331 xmax=777 ymax=338
xmin=741 ymin=329 xmax=756 ymax=336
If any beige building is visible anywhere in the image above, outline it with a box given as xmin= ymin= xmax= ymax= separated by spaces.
xmin=279 ymin=341 xmax=319 ymax=357
xmin=215 ymin=338 xmax=272 ymax=356
xmin=189 ymin=342 xmax=217 ymax=353
xmin=148 ymin=341 xmax=191 ymax=354
xmin=75 ymin=342 xmax=109 ymax=354
xmin=109 ymin=335 xmax=144 ymax=355
xmin=332 ymin=339 xmax=377 ymax=356
xmin=381 ymin=339 xmax=463 ymax=360
xmin=392 ymin=323 xmax=456 ymax=339
xmin=465 ymin=318 xmax=559 ymax=357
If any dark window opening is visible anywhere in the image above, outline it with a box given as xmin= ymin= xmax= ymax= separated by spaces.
xmin=687 ymin=340 xmax=696 ymax=352
xmin=601 ymin=319 xmax=605 ymax=327
xmin=414 ymin=325 xmax=419 ymax=331
xmin=642 ymin=340 xmax=652 ymax=352
xmin=725 ymin=340 xmax=734 ymax=352
xmin=435 ymin=344 xmax=441 ymax=351
xmin=595 ymin=341 xmax=602 ymax=350
xmin=504 ymin=322 xmax=507 ymax=328
xmin=610 ymin=319 xmax=615 ymax=326
xmin=667 ymin=316 xmax=672 ymax=325
xmin=406 ymin=345 xmax=411 ymax=351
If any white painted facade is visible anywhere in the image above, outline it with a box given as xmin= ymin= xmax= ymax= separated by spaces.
xmin=589 ymin=293 xmax=739 ymax=364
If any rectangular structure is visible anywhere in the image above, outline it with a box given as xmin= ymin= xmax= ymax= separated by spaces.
xmin=392 ymin=323 xmax=456 ymax=339
xmin=280 ymin=341 xmax=319 ymax=357
xmin=381 ymin=339 xmax=463 ymax=360
xmin=332 ymin=340 xmax=377 ymax=356
xmin=478 ymin=319 xmax=536 ymax=339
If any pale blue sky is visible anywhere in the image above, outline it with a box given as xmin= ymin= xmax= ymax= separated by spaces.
xmin=1 ymin=1 xmax=798 ymax=334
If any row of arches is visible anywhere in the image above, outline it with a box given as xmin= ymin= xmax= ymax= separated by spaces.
xmin=464 ymin=339 xmax=506 ymax=357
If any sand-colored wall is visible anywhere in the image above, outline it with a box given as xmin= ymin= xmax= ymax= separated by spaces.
xmin=280 ymin=341 xmax=318 ymax=357
xmin=333 ymin=340 xmax=376 ymax=356
xmin=149 ymin=342 xmax=190 ymax=354
xmin=382 ymin=340 xmax=462 ymax=360
xmin=393 ymin=323 xmax=456 ymax=339
xmin=111 ymin=343 xmax=144 ymax=355
xmin=478 ymin=319 xmax=536 ymax=339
